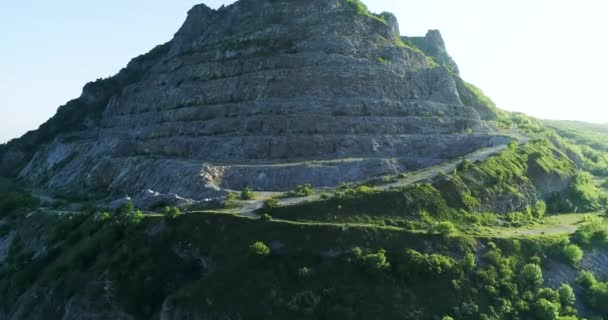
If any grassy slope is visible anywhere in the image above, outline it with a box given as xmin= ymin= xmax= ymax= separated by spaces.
xmin=0 ymin=206 xmax=585 ymax=320
xmin=0 ymin=129 xmax=607 ymax=319
xmin=263 ymin=138 xmax=597 ymax=229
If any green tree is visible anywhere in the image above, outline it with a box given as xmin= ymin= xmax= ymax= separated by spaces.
xmin=533 ymin=200 xmax=547 ymax=219
xmin=97 ymin=212 xmax=111 ymax=223
xmin=576 ymin=270 xmax=597 ymax=289
xmin=562 ymin=244 xmax=583 ymax=266
xmin=433 ymin=221 xmax=456 ymax=236
xmin=263 ymin=198 xmax=279 ymax=208
xmin=116 ymin=201 xmax=143 ymax=226
xmin=241 ymin=187 xmax=255 ymax=200
xmin=533 ymin=298 xmax=560 ymax=320
xmin=353 ymin=247 xmax=390 ymax=273
xmin=520 ymin=263 xmax=544 ymax=290
xmin=163 ymin=206 xmax=182 ymax=220
xmin=250 ymin=241 xmax=270 ymax=257
xmin=558 ymin=284 xmax=575 ymax=306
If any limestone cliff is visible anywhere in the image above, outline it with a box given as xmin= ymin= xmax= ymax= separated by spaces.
xmin=0 ymin=0 xmax=507 ymax=202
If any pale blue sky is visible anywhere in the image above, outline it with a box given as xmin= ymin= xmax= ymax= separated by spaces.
xmin=1 ymin=1 xmax=607 ymax=143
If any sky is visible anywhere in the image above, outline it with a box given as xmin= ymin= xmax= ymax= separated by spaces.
xmin=0 ymin=0 xmax=607 ymax=143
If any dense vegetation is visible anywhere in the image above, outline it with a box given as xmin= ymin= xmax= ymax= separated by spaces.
xmin=3 ymin=195 xmax=608 ymax=319
xmin=544 ymin=120 xmax=608 ymax=176
xmin=1 ymin=121 xmax=608 ymax=319
xmin=263 ymin=138 xmax=601 ymax=231
xmin=2 ymin=112 xmax=608 ymax=319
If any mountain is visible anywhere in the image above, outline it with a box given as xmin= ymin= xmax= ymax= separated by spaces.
xmin=0 ymin=0 xmax=507 ymax=205
xmin=2 ymin=1 xmax=608 ymax=320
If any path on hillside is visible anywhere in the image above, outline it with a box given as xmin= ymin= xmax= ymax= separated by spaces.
xmin=239 ymin=134 xmax=529 ymax=218
xmin=214 ymin=210 xmax=589 ymax=239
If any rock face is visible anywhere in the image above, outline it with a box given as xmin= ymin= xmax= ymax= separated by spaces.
xmin=0 ymin=0 xmax=508 ymax=201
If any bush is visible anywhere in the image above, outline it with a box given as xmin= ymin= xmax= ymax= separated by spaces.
xmin=457 ymin=159 xmax=473 ymax=171
xmin=163 ymin=207 xmax=182 ymax=220
xmin=284 ymin=184 xmax=314 ymax=198
xmin=240 ymin=188 xmax=255 ymax=200
xmin=533 ymin=201 xmax=547 ymax=219
xmin=562 ymin=244 xmax=583 ymax=266
xmin=519 ymin=263 xmax=544 ymax=290
xmin=263 ymin=198 xmax=279 ymax=208
xmin=399 ymin=249 xmax=457 ymax=280
xmin=533 ymin=298 xmax=560 ymax=320
xmin=558 ymin=284 xmax=575 ymax=306
xmin=576 ymin=271 xmax=608 ymax=315
xmin=260 ymin=213 xmax=272 ymax=221
xmin=225 ymin=193 xmax=238 ymax=201
xmin=116 ymin=201 xmax=144 ymax=226
xmin=249 ymin=241 xmax=270 ymax=257
xmin=97 ymin=212 xmax=111 ymax=223
xmin=432 ymin=221 xmax=456 ymax=236
xmin=576 ymin=270 xmax=597 ymax=289
xmin=352 ymin=247 xmax=390 ymax=273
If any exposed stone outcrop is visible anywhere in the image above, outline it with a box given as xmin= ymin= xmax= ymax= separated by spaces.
xmin=406 ymin=30 xmax=459 ymax=74
xmin=1 ymin=0 xmax=506 ymax=201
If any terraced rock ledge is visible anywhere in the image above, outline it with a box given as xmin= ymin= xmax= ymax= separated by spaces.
xmin=1 ymin=0 xmax=508 ymax=203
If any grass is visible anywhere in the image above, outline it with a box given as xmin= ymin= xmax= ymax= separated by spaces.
xmin=473 ymin=213 xmax=599 ymax=238
xmin=345 ymin=0 xmax=387 ymax=24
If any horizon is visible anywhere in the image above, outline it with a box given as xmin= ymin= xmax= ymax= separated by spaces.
xmin=1 ymin=0 xmax=607 ymax=143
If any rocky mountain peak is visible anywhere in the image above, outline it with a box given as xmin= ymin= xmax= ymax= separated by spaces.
xmin=425 ymin=29 xmax=446 ymax=47
xmin=0 ymin=0 xmax=505 ymax=206
xmin=405 ymin=29 xmax=459 ymax=74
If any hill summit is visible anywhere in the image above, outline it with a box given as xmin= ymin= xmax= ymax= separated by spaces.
xmin=0 ymin=0 xmax=508 ymax=204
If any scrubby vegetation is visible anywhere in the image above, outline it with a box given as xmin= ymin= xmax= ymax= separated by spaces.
xmin=0 ymin=179 xmax=38 ymax=218
xmin=0 ymin=200 xmax=596 ymax=320
xmin=345 ymin=0 xmax=388 ymax=24
xmin=283 ymin=184 xmax=314 ymax=198
xmin=577 ymin=271 xmax=608 ymax=316
xmin=263 ymin=138 xmax=598 ymax=233
xmin=240 ymin=187 xmax=256 ymax=200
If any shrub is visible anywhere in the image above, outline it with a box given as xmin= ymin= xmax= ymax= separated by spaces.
xmin=576 ymin=270 xmax=597 ymax=289
xmin=576 ymin=271 xmax=608 ymax=315
xmin=249 ymin=241 xmax=270 ymax=257
xmin=284 ymin=184 xmax=314 ymax=198
xmin=240 ymin=188 xmax=255 ymax=200
xmin=558 ymin=284 xmax=575 ymax=306
xmin=457 ymin=159 xmax=473 ymax=171
xmin=263 ymin=198 xmax=280 ymax=208
xmin=399 ymin=249 xmax=457 ymax=280
xmin=519 ymin=264 xmax=544 ymax=290
xmin=562 ymin=244 xmax=583 ymax=266
xmin=163 ymin=207 xmax=182 ymax=220
xmin=225 ymin=193 xmax=238 ymax=201
xmin=352 ymin=247 xmax=390 ymax=273
xmin=533 ymin=298 xmax=560 ymax=320
xmin=432 ymin=221 xmax=456 ymax=236
xmin=116 ymin=201 xmax=143 ymax=226
xmin=533 ymin=201 xmax=547 ymax=219
xmin=97 ymin=212 xmax=111 ymax=223
xmin=260 ymin=213 xmax=272 ymax=221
